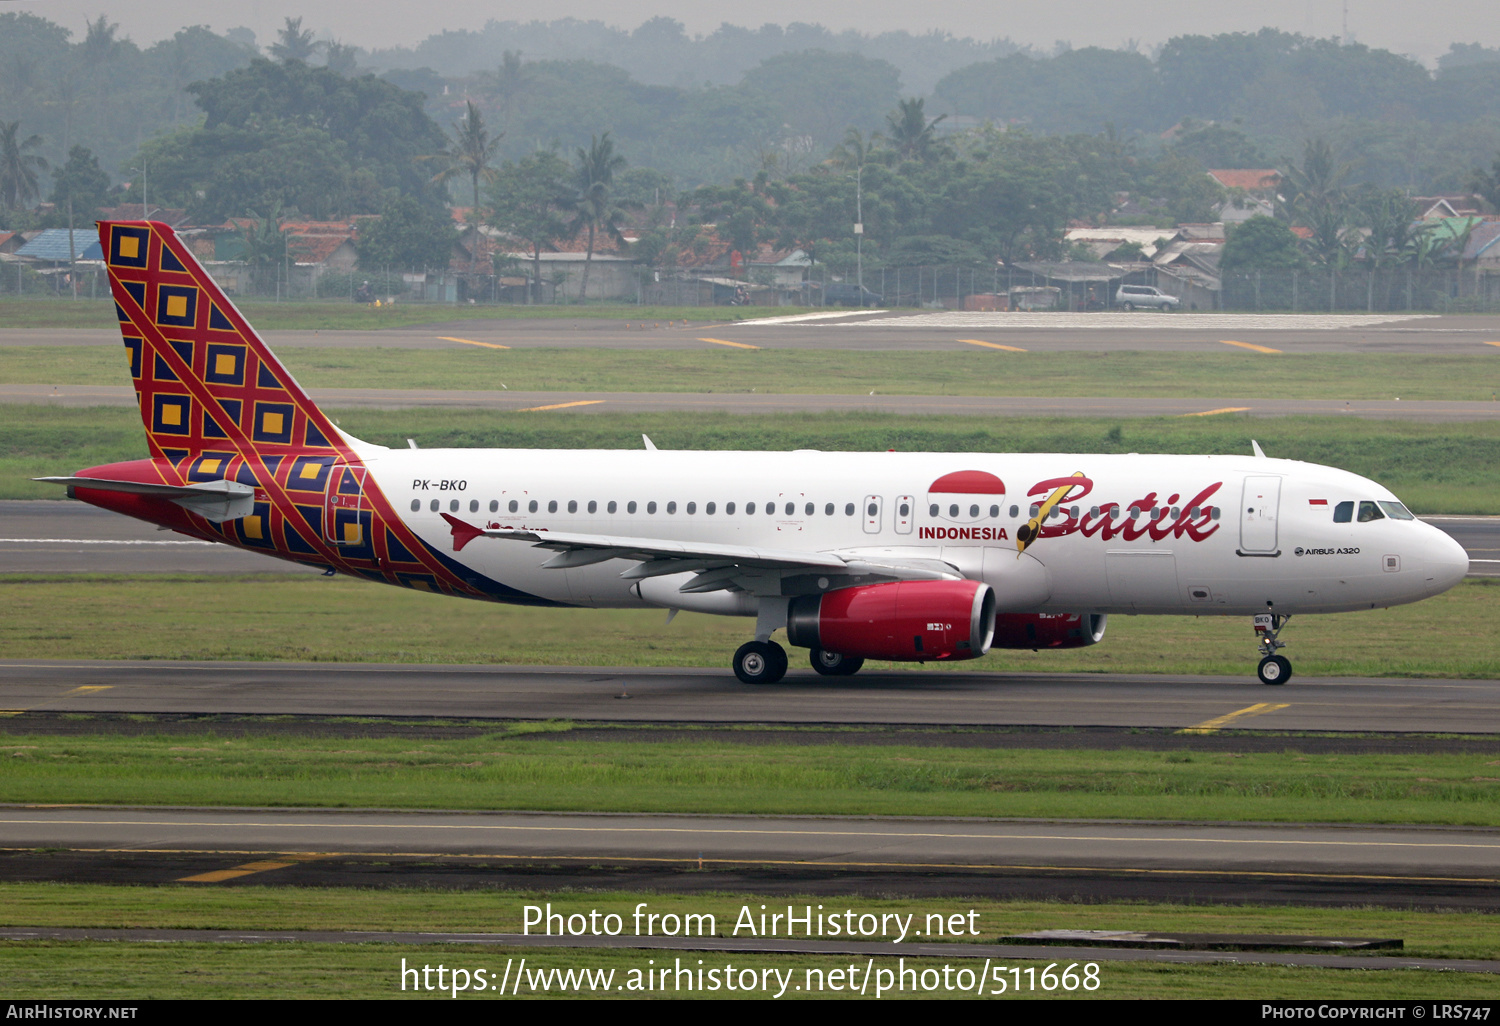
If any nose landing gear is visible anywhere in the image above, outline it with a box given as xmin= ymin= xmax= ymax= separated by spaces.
xmin=1254 ymin=611 xmax=1292 ymax=685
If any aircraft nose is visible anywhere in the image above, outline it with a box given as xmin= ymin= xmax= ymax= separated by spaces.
xmin=1424 ymin=529 xmax=1470 ymax=593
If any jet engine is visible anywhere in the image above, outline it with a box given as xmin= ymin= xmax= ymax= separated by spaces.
xmin=991 ymin=612 xmax=1107 ymax=650
xmin=786 ymin=580 xmax=996 ymax=662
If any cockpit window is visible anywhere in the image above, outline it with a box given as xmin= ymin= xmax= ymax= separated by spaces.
xmin=1333 ymin=501 xmax=1353 ymax=523
xmin=1357 ymin=500 xmax=1385 ymax=523
xmin=1377 ymin=501 xmax=1414 ymax=520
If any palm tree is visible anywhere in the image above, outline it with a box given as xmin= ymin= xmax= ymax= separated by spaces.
xmin=1279 ymin=139 xmax=1355 ymax=268
xmin=269 ymin=17 xmax=321 ymax=63
xmin=565 ymin=133 xmax=628 ymax=301
xmin=429 ymin=101 xmax=503 ymax=211
xmin=0 ymin=121 xmax=50 ymax=211
xmin=885 ymin=98 xmax=947 ymax=162
xmin=494 ymin=51 xmax=530 ymax=125
xmin=828 ymin=127 xmax=882 ymax=171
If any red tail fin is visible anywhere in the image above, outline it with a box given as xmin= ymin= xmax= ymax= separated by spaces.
xmin=100 ymin=220 xmax=342 ymax=464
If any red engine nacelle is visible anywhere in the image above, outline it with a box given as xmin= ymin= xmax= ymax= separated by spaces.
xmin=786 ymin=580 xmax=996 ymax=662
xmin=992 ymin=612 xmax=1107 ymax=650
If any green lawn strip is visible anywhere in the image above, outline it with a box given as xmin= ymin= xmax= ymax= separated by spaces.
xmin=6 ymin=884 xmax=1498 ymax=960
xmin=3 ymin=575 xmax=1497 ymax=679
xmin=4 ymin=730 xmax=1500 ymax=824
xmin=7 ymin=941 xmax=1495 ymax=999
xmin=0 ymin=300 xmax=809 ymax=331
xmin=6 ymin=344 xmax=1499 ymax=400
xmin=5 ymin=405 xmax=1498 ymax=512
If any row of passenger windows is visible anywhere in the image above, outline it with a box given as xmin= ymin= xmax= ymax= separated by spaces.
xmin=410 ymin=496 xmax=1224 ymax=522
xmin=413 ymin=497 xmax=863 ymax=516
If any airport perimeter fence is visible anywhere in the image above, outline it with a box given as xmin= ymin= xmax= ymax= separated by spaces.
xmin=8 ymin=258 xmax=1499 ymax=313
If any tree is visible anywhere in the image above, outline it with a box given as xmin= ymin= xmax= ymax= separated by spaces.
xmin=324 ymin=42 xmax=358 ymax=77
xmin=1473 ymin=155 xmax=1500 ymax=213
xmin=1220 ymin=215 xmax=1306 ymax=271
xmin=487 ymin=150 xmax=571 ymax=304
xmin=885 ymin=98 xmax=947 ymax=163
xmin=0 ymin=121 xmax=49 ymax=210
xmin=47 ymin=145 xmax=109 ymax=225
xmin=827 ymin=127 xmax=883 ymax=171
xmin=428 ymin=100 xmax=502 ymax=211
xmin=493 ymin=51 xmax=530 ymax=124
xmin=565 ymin=133 xmax=629 ymax=300
xmin=269 ymin=17 xmax=320 ymax=64
xmin=1279 ymin=139 xmax=1355 ymax=267
xmin=357 ymin=196 xmax=458 ymax=270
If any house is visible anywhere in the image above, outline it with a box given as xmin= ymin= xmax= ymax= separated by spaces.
xmin=1208 ymin=170 xmax=1281 ymax=223
xmin=1064 ymin=227 xmax=1181 ymax=261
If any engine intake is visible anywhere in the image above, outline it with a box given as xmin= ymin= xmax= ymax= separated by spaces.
xmin=992 ymin=612 xmax=1107 ymax=650
xmin=787 ymin=580 xmax=996 ymax=662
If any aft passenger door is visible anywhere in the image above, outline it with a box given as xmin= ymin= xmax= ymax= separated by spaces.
xmin=1239 ymin=475 xmax=1282 ymax=555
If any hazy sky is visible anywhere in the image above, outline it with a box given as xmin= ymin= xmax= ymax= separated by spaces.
xmin=17 ymin=0 xmax=1499 ymax=65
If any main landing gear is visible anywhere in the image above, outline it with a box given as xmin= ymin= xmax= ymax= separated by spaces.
xmin=1253 ymin=611 xmax=1293 ymax=685
xmin=809 ymin=648 xmax=864 ymax=677
xmin=733 ymin=640 xmax=788 ymax=685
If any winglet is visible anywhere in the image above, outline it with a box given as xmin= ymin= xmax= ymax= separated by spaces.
xmin=440 ymin=512 xmax=485 ymax=552
xmin=1251 ymin=439 xmax=1267 ymax=459
xmin=642 ymin=434 xmax=658 ymax=451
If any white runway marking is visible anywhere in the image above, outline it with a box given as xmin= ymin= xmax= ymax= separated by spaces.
xmin=845 ymin=313 xmax=1442 ymax=330
xmin=737 ymin=310 xmax=888 ymax=325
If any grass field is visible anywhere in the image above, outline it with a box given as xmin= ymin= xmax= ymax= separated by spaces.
xmin=0 ymin=299 xmax=809 ymax=330
xmin=3 ymin=723 xmax=1500 ymax=823
xmin=5 ymin=405 xmax=1498 ymax=512
xmin=2 ymin=886 xmax=1498 ymax=997
xmin=1 ymin=574 xmax=1497 ymax=678
xmin=8 ymin=940 xmax=1495 ymax=999
xmin=7 ymin=343 xmax=1500 ymax=401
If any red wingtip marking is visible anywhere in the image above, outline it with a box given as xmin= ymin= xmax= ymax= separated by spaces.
xmin=440 ymin=512 xmax=484 ymax=552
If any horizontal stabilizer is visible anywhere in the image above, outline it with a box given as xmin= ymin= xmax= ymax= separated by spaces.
xmin=35 ymin=476 xmax=255 ymax=524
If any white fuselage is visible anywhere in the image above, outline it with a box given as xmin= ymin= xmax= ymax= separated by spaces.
xmin=351 ymin=443 xmax=1469 ymax=617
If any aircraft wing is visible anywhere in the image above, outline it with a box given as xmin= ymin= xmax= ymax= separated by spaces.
xmin=439 ymin=513 xmax=961 ymax=590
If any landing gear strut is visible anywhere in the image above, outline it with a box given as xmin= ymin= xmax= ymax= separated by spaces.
xmin=1253 ymin=611 xmax=1292 ymax=686
xmin=733 ymin=640 xmax=787 ymax=684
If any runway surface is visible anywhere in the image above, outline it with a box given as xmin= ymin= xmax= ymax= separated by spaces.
xmin=7 ymin=310 xmax=1500 ymax=353
xmin=3 ymin=659 xmax=1499 ymax=732
xmin=4 ymin=501 xmax=1492 ymax=576
xmin=4 ymin=806 xmax=1497 ymax=883
xmin=6 ymin=383 xmax=1498 ymax=420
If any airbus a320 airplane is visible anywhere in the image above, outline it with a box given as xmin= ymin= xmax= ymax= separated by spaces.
xmin=42 ymin=221 xmax=1469 ymax=685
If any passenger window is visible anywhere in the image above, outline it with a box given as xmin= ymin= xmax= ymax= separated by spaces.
xmin=969 ymin=504 xmax=980 ymax=518
xmin=824 ymin=503 xmax=834 ymax=516
xmin=746 ymin=502 xmax=755 ymax=514
xmin=430 ymin=499 xmax=439 ymax=512
xmin=1333 ymin=501 xmax=1353 ymax=523
xmin=667 ymin=501 xmax=677 ymax=514
xmin=805 ymin=502 xmax=814 ymax=516
xmin=1010 ymin=505 xmax=1019 ymax=518
xmin=627 ymin=501 xmax=637 ymax=513
xmin=866 ymin=501 xmax=878 ymax=517
xmin=990 ymin=505 xmax=999 ymax=517
xmin=449 ymin=500 xmax=459 ymax=513
xmin=410 ymin=499 xmax=420 ymax=512
xmin=587 ymin=500 xmax=597 ymax=514
xmin=647 ymin=501 xmax=657 ymax=514
xmin=528 ymin=500 xmax=538 ymax=513
xmin=726 ymin=502 xmax=736 ymax=514
xmin=767 ymin=503 xmax=776 ymax=516
xmin=899 ymin=502 xmax=910 ymax=517
xmin=785 ymin=502 xmax=795 ymax=515
xmin=929 ymin=504 xmax=939 ymax=517
xmin=949 ymin=504 xmax=959 ymax=517
xmin=469 ymin=500 xmax=478 ymax=513
xmin=489 ymin=500 xmax=499 ymax=513
xmin=1378 ymin=501 xmax=1414 ymax=520
xmin=704 ymin=502 xmax=714 ymax=515
xmin=548 ymin=500 xmax=558 ymax=513
xmin=1357 ymin=501 xmax=1385 ymax=523
xmin=686 ymin=502 xmax=696 ymax=514
xmin=845 ymin=503 xmax=855 ymax=516
xmin=607 ymin=501 xmax=616 ymax=513
xmin=567 ymin=500 xmax=577 ymax=513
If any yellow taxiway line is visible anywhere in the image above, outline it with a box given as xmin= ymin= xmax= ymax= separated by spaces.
xmin=179 ymin=855 xmax=327 ymax=884
xmin=962 ymin=339 xmax=1027 ymax=352
xmin=1484 ymin=341 xmax=1500 ymax=349
xmin=442 ymin=337 xmax=510 ymax=349
xmin=1220 ymin=340 xmax=1282 ymax=354
xmin=518 ymin=400 xmax=606 ymax=412
xmin=1182 ymin=407 xmax=1253 ymax=417
xmin=0 ymin=685 xmax=112 ymax=717
xmin=1177 ymin=702 xmax=1290 ymax=735
xmin=700 ymin=337 xmax=760 ymax=349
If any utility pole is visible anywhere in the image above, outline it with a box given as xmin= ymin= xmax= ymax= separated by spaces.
xmin=853 ymin=164 xmax=864 ymax=291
